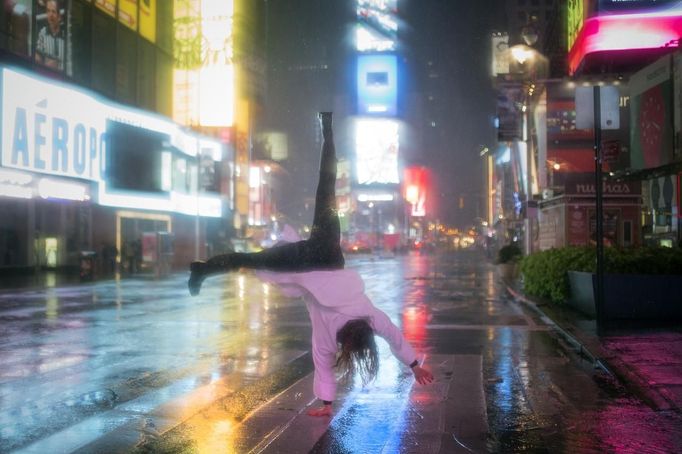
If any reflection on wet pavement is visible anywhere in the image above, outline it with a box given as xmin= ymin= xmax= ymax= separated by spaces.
xmin=1 ymin=251 xmax=681 ymax=453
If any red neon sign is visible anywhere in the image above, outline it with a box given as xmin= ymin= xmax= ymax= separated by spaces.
xmin=569 ymin=11 xmax=682 ymax=74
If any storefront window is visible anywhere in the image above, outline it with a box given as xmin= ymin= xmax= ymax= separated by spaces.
xmin=172 ymin=155 xmax=192 ymax=193
xmin=107 ymin=121 xmax=166 ymax=193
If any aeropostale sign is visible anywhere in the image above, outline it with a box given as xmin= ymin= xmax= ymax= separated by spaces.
xmin=1 ymin=68 xmax=107 ymax=182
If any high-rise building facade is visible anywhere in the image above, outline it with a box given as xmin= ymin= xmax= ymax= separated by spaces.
xmin=0 ymin=1 xmax=227 ymax=274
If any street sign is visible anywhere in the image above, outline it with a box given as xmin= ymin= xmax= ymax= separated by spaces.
xmin=575 ymin=85 xmax=620 ymax=130
xmin=602 ymin=139 xmax=621 ymax=164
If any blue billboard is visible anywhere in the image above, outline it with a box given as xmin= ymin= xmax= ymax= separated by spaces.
xmin=357 ymin=54 xmax=398 ymax=116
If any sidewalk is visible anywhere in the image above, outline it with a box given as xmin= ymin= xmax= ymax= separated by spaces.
xmin=0 ymin=268 xmax=169 ymax=292
xmin=506 ymin=282 xmax=682 ymax=412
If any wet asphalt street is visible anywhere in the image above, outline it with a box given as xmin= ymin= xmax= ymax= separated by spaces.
xmin=1 ymin=250 xmax=681 ymax=453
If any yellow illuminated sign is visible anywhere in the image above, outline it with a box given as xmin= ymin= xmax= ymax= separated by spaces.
xmin=139 ymin=0 xmax=156 ymax=43
xmin=119 ymin=0 xmax=138 ymax=30
xmin=173 ymin=0 xmax=234 ymax=128
xmin=567 ymin=0 xmax=585 ymax=51
xmin=95 ymin=0 xmax=116 ymax=17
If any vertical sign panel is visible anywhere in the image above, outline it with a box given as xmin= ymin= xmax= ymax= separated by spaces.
xmin=118 ymin=0 xmax=138 ymax=31
xmin=139 ymin=0 xmax=156 ymax=43
xmin=355 ymin=119 xmax=399 ymax=185
xmin=95 ymin=0 xmax=117 ymax=17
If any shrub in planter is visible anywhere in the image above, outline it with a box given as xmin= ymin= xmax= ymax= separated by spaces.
xmin=519 ymin=246 xmax=682 ymax=304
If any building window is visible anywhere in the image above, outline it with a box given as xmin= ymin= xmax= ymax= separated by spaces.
xmin=155 ymin=50 xmax=173 ymax=117
xmin=91 ymin=11 xmax=116 ymax=97
xmin=116 ymin=26 xmax=137 ymax=105
xmin=156 ymin=0 xmax=173 ymax=55
xmin=137 ymin=39 xmax=156 ymax=111
xmin=71 ymin=0 xmax=91 ymax=85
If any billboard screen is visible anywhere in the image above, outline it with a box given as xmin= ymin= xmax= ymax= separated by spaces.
xmin=119 ymin=0 xmax=139 ymax=31
xmin=0 ymin=67 xmax=223 ymax=217
xmin=34 ymin=0 xmax=69 ymax=74
xmin=356 ymin=0 xmax=397 ymax=52
xmin=403 ymin=166 xmax=430 ymax=217
xmin=357 ymin=54 xmax=398 ymax=116
xmin=355 ymin=119 xmax=399 ymax=185
xmin=173 ymin=0 xmax=235 ymax=128
xmin=630 ymin=56 xmax=674 ymax=170
xmin=567 ymin=0 xmax=587 ymax=51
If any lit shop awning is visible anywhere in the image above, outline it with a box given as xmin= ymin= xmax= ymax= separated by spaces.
xmin=569 ymin=10 xmax=682 ymax=75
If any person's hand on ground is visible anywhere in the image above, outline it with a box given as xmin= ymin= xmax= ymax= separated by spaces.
xmin=307 ymin=404 xmax=333 ymax=417
xmin=412 ymin=365 xmax=434 ymax=384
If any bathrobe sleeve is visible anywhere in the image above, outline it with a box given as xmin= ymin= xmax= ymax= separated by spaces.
xmin=369 ymin=308 xmax=418 ymax=366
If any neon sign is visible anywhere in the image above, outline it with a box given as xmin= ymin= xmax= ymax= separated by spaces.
xmin=2 ymin=68 xmax=106 ymax=181
xmin=568 ymin=10 xmax=682 ymax=74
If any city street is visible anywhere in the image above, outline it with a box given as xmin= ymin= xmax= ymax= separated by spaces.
xmin=1 ymin=251 xmax=681 ymax=453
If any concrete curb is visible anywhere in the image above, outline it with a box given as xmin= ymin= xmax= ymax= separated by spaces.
xmin=505 ymin=284 xmax=677 ymax=412
xmin=505 ymin=285 xmax=609 ymax=374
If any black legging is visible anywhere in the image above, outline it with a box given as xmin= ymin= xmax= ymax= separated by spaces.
xmin=205 ymin=116 xmax=344 ymax=272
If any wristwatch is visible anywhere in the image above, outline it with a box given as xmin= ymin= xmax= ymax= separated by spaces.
xmin=409 ymin=359 xmax=419 ymax=369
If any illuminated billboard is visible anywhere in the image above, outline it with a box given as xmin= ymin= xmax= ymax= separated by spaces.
xmin=357 ymin=54 xmax=398 ymax=116
xmin=568 ymin=2 xmax=682 ymax=74
xmin=2 ymin=67 xmax=106 ymax=182
xmin=119 ymin=0 xmax=139 ymax=31
xmin=95 ymin=0 xmax=116 ymax=17
xmin=0 ymin=66 xmax=223 ymax=217
xmin=567 ymin=0 xmax=587 ymax=51
xmin=34 ymin=0 xmax=69 ymax=74
xmin=355 ymin=119 xmax=399 ymax=185
xmin=403 ymin=166 xmax=431 ymax=217
xmin=140 ymin=0 xmax=157 ymax=43
xmin=491 ymin=33 xmax=510 ymax=76
xmin=173 ymin=0 xmax=235 ymax=128
xmin=630 ymin=56 xmax=674 ymax=169
xmin=356 ymin=0 xmax=397 ymax=52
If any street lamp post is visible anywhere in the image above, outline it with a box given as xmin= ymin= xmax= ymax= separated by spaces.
xmin=593 ymin=86 xmax=606 ymax=334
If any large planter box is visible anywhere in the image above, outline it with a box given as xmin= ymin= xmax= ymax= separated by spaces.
xmin=568 ymin=271 xmax=682 ymax=321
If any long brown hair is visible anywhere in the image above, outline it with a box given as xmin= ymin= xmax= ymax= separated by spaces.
xmin=335 ymin=318 xmax=379 ymax=385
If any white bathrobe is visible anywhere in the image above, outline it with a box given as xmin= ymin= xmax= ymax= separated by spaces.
xmin=256 ymin=268 xmax=417 ymax=402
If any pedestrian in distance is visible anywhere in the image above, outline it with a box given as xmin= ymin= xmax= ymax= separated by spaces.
xmin=188 ymin=112 xmax=434 ymax=417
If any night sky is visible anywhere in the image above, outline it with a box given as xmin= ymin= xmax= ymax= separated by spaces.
xmin=264 ymin=0 xmax=507 ymax=228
